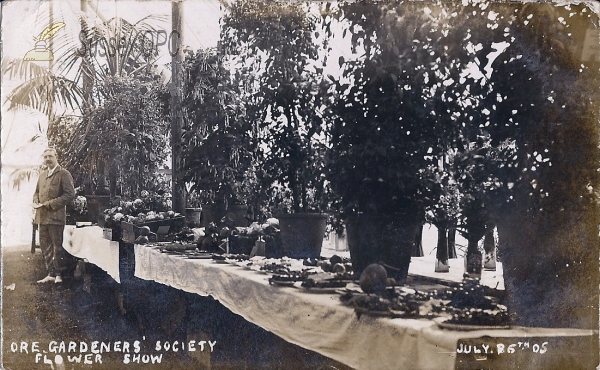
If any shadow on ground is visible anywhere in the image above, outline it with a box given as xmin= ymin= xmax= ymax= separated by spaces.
xmin=2 ymin=245 xmax=351 ymax=370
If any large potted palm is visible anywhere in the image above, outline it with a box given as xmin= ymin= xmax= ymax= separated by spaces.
xmin=4 ymin=15 xmax=169 ymax=199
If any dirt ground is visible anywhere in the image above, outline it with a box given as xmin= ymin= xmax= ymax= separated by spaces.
xmin=1 ymin=244 xmax=351 ymax=370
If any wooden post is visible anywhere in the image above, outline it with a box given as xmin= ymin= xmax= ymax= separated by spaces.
xmin=47 ymin=0 xmax=54 ymax=130
xmin=171 ymin=0 xmax=185 ymax=213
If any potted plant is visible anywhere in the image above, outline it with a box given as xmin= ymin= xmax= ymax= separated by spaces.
xmin=184 ymin=184 xmax=202 ymax=227
xmin=66 ymin=193 xmax=89 ymax=225
xmin=325 ymin=4 xmax=455 ymax=280
xmin=179 ymin=48 xmax=254 ymax=228
xmin=327 ymin=111 xmax=429 ymax=281
xmin=185 ymin=186 xmax=251 ymax=228
xmin=221 ymin=0 xmax=331 ymax=259
xmin=260 ymin=140 xmax=328 ymax=258
xmin=327 ymin=73 xmax=432 ymax=278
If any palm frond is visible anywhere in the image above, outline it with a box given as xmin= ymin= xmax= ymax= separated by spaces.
xmin=2 ymin=57 xmax=51 ymax=81
xmin=9 ymin=166 xmax=42 ymax=190
xmin=3 ymin=13 xmax=167 ymax=118
xmin=6 ymin=74 xmax=84 ymax=115
xmin=15 ymin=132 xmax=46 ymax=152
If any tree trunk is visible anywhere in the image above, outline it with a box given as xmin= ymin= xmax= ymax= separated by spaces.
xmin=170 ymin=0 xmax=186 ymax=213
xmin=466 ymin=237 xmax=479 ymax=254
xmin=435 ymin=223 xmax=449 ymax=272
xmin=465 ymin=237 xmax=482 ymax=275
xmin=447 ymin=227 xmax=457 ymax=259
xmin=412 ymin=223 xmax=424 ymax=257
xmin=483 ymin=223 xmax=496 ymax=271
xmin=435 ymin=224 xmax=448 ymax=264
xmin=483 ymin=224 xmax=495 ymax=253
xmin=109 ymin=164 xmax=118 ymax=198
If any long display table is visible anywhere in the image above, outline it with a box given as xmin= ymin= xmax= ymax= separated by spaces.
xmin=61 ymin=227 xmax=596 ymax=369
xmin=133 ymin=244 xmax=596 ymax=370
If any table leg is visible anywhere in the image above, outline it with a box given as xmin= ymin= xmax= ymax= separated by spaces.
xmin=115 ymin=290 xmax=127 ymax=316
xmin=31 ymin=223 xmax=37 ymax=254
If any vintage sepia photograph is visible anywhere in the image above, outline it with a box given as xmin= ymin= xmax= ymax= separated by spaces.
xmin=1 ymin=0 xmax=599 ymax=369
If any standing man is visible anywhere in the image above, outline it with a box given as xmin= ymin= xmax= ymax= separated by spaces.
xmin=33 ymin=148 xmax=75 ymax=284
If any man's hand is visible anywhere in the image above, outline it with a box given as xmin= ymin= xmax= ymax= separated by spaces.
xmin=33 ymin=203 xmax=44 ymax=209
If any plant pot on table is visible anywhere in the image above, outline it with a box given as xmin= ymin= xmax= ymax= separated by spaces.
xmin=277 ymin=213 xmax=327 ymax=259
xmin=346 ymin=213 xmax=421 ymax=282
xmin=185 ymin=208 xmax=202 ymax=227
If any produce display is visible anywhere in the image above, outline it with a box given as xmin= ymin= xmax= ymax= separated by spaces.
xmin=266 ymin=255 xmax=356 ymax=288
xmin=156 ymin=241 xmax=198 ymax=251
xmin=231 ymin=218 xmax=280 ymax=237
xmin=131 ymin=212 xmax=508 ymax=328
xmin=198 ymin=222 xmax=228 ymax=252
xmin=358 ymin=263 xmax=388 ymax=294
xmin=156 ymin=248 xmax=214 ymax=259
xmin=304 ymin=254 xmax=353 ymax=275
xmin=339 ymin=276 xmax=509 ymax=326
xmin=260 ymin=261 xmax=294 ymax=274
xmin=100 ymin=194 xmax=185 ymax=243
xmin=269 ymin=272 xmax=307 ymax=284
xmin=339 ymin=287 xmax=437 ymax=318
xmin=102 ymin=199 xmax=182 ymax=226
xmin=199 ymin=219 xmax=281 ymax=255
xmin=212 ymin=253 xmax=243 ymax=261
xmin=300 ymin=277 xmax=349 ymax=290
xmin=438 ymin=277 xmax=509 ymax=327
xmin=233 ymin=257 xmax=288 ymax=272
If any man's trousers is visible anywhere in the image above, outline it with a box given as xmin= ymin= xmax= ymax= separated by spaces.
xmin=38 ymin=224 xmax=67 ymax=278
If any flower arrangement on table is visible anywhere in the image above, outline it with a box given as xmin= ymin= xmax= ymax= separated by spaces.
xmin=67 ymin=195 xmax=88 ymax=224
xmin=73 ymin=195 xmax=87 ymax=215
xmin=101 ymin=190 xmax=180 ymax=227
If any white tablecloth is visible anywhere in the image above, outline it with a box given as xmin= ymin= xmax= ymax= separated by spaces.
xmin=64 ymin=226 xmax=120 ymax=283
xmin=134 ymin=245 xmax=593 ymax=370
